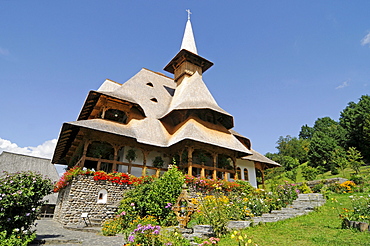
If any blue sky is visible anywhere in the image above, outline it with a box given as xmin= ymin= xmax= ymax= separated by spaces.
xmin=1 ymin=1 xmax=370 ymax=161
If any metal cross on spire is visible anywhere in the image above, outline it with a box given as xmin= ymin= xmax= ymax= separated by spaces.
xmin=186 ymin=9 xmax=192 ymax=20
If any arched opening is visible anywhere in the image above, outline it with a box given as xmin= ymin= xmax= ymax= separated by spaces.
xmin=243 ymin=168 xmax=249 ymax=181
xmin=86 ymin=141 xmax=114 ymax=172
xmin=193 ymin=150 xmax=212 ymax=166
xmin=104 ymin=109 xmax=128 ymax=123
xmin=216 ymin=154 xmax=233 ymax=179
xmin=236 ymin=167 xmax=241 ymax=180
xmin=97 ymin=189 xmax=108 ymax=204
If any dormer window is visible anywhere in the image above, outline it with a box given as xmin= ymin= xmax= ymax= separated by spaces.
xmin=104 ymin=109 xmax=128 ymax=123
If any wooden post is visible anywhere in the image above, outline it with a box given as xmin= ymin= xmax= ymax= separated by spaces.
xmin=141 ymin=149 xmax=149 ymax=176
xmin=80 ymin=140 xmax=90 ymax=168
xmin=231 ymin=156 xmax=237 ymax=180
xmin=212 ymin=153 xmax=217 ymax=180
xmin=112 ymin=145 xmax=119 ymax=172
xmin=200 ymin=165 xmax=205 ymax=178
xmin=187 ymin=147 xmax=194 ymax=176
xmin=155 ymin=169 xmax=160 ymax=178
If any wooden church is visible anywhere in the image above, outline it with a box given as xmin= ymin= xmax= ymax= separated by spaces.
xmin=52 ymin=13 xmax=279 ymax=188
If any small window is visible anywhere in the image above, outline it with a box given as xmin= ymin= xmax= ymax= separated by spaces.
xmin=243 ymin=168 xmax=249 ymax=181
xmin=146 ymin=82 xmax=154 ymax=87
xmin=104 ymin=109 xmax=127 ymax=123
xmin=97 ymin=189 xmax=108 ymax=204
xmin=150 ymin=98 xmax=158 ymax=103
xmin=236 ymin=167 xmax=241 ymax=179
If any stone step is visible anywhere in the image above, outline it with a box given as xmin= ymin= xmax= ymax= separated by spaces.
xmin=227 ymin=193 xmax=326 ymax=230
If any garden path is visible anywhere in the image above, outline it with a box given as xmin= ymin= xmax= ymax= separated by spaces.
xmin=29 ymin=219 xmax=125 ymax=246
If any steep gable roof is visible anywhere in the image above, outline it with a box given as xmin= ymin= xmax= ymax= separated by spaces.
xmin=161 ymin=72 xmax=234 ymax=129
xmin=112 ymin=68 xmax=176 ymax=118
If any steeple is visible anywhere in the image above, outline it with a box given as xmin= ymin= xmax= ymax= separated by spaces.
xmin=164 ymin=10 xmax=213 ymax=85
xmin=180 ymin=9 xmax=198 ymax=54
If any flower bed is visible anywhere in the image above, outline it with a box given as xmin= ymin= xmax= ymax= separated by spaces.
xmin=53 ymin=167 xmax=155 ymax=192
xmin=184 ymin=175 xmax=248 ymax=193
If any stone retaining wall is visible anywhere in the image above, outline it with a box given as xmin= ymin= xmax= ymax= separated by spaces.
xmin=297 ymin=177 xmax=348 ymax=189
xmin=53 ymin=175 xmax=130 ymax=226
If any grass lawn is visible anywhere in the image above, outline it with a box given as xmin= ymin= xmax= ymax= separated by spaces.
xmin=218 ymin=193 xmax=370 ymax=246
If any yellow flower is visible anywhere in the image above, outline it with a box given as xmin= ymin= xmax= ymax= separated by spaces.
xmin=231 ymin=234 xmax=235 ymax=239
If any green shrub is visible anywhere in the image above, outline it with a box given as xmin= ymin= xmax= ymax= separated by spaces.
xmin=297 ymin=183 xmax=312 ymax=194
xmin=0 ymin=171 xmax=53 ymax=236
xmin=191 ymin=193 xmax=230 ymax=237
xmin=118 ymin=165 xmax=184 ymax=233
xmin=312 ymin=182 xmax=325 ymax=193
xmin=331 ymin=167 xmax=339 ymax=175
xmin=350 ymin=175 xmax=365 ymax=185
xmin=301 ymin=165 xmax=319 ymax=181
xmin=234 ymin=180 xmax=254 ymax=195
xmin=0 ymin=230 xmax=35 ymax=246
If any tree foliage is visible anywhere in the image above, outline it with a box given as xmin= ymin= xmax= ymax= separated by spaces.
xmin=346 ymin=147 xmax=365 ymax=174
xmin=267 ymin=95 xmax=369 ymax=181
xmin=340 ymin=95 xmax=370 ymax=161
xmin=307 ymin=131 xmax=339 ymax=171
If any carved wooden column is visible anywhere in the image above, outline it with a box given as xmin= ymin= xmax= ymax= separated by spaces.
xmin=80 ymin=139 xmax=90 ymax=168
xmin=112 ymin=144 xmax=120 ymax=172
xmin=187 ymin=147 xmax=194 ymax=176
xmin=212 ymin=153 xmax=217 ymax=180
xmin=231 ymin=156 xmax=237 ymax=180
xmin=141 ymin=149 xmax=150 ymax=176
xmin=200 ymin=164 xmax=205 ymax=178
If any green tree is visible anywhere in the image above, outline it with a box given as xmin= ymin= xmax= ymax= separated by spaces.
xmin=312 ymin=117 xmax=346 ymax=146
xmin=299 ymin=124 xmax=314 ymax=140
xmin=346 ymin=147 xmax=365 ymax=174
xmin=308 ymin=131 xmax=338 ymax=171
xmin=276 ymin=135 xmax=309 ymax=164
xmin=340 ymin=95 xmax=370 ymax=161
xmin=329 ymin=147 xmax=348 ymax=177
xmin=281 ymin=156 xmax=300 ymax=171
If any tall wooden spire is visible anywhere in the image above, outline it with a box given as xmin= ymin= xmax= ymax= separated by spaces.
xmin=164 ymin=10 xmax=213 ymax=84
xmin=180 ymin=9 xmax=198 ymax=54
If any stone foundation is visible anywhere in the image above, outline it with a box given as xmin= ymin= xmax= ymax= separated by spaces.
xmin=53 ymin=175 xmax=130 ymax=226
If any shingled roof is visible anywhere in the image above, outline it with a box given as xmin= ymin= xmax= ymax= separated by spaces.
xmin=242 ymin=149 xmax=280 ymax=167
xmin=52 ymin=15 xmax=259 ymax=164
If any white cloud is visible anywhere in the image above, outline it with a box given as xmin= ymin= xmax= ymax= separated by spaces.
xmin=0 ymin=47 xmax=9 ymax=56
xmin=0 ymin=138 xmax=57 ymax=159
xmin=361 ymin=31 xmax=370 ymax=46
xmin=335 ymin=80 xmax=349 ymax=90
